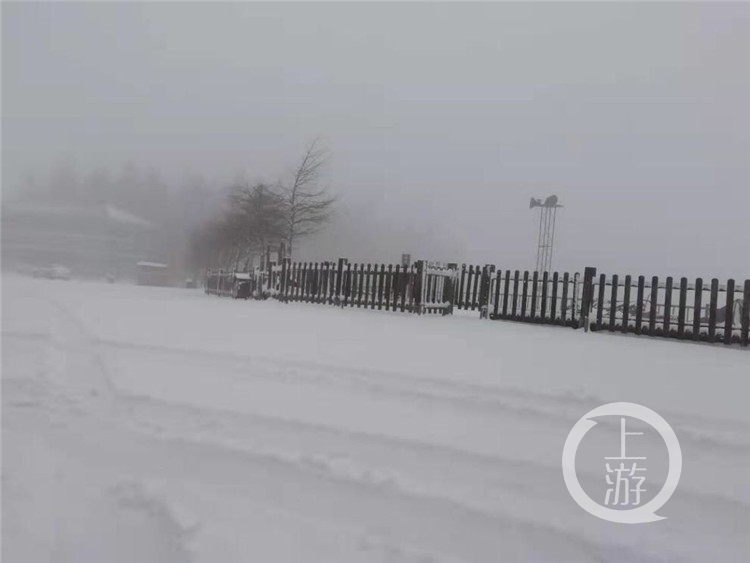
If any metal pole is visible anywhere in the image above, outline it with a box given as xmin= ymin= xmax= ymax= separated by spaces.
xmin=542 ymin=205 xmax=552 ymax=272
xmin=549 ymin=206 xmax=558 ymax=272
xmin=536 ymin=208 xmax=544 ymax=272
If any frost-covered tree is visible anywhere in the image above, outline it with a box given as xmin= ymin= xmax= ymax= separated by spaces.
xmin=280 ymin=139 xmax=336 ymax=260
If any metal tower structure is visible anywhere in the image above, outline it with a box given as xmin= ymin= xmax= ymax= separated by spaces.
xmin=530 ymin=195 xmax=563 ymax=273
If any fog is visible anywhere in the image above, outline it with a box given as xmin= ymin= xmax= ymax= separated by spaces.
xmin=3 ymin=2 xmax=748 ymax=279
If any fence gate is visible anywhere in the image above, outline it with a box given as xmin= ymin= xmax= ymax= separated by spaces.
xmin=418 ymin=262 xmax=458 ymax=315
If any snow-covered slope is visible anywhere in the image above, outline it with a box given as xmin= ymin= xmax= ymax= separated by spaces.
xmin=2 ymin=275 xmax=748 ymax=562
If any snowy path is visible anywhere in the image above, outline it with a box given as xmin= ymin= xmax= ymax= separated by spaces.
xmin=3 ymin=275 xmax=749 ymax=562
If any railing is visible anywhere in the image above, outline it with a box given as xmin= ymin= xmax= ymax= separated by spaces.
xmin=487 ymin=269 xmax=581 ymax=327
xmin=202 ymin=261 xmax=749 ymax=347
xmin=587 ymin=273 xmax=749 ymax=345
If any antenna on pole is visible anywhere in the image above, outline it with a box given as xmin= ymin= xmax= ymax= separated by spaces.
xmin=529 ymin=195 xmax=563 ymax=273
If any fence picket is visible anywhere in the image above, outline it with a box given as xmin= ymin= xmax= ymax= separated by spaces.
xmin=502 ymin=270 xmax=511 ymax=317
xmin=724 ymin=279 xmax=735 ymax=345
xmin=677 ymin=277 xmax=687 ymax=337
xmin=521 ymin=271 xmax=529 ymax=318
xmin=400 ymin=267 xmax=408 ymax=312
xmin=377 ymin=264 xmax=385 ymax=310
xmin=363 ymin=264 xmax=371 ymax=308
xmin=343 ymin=262 xmax=352 ymax=307
xmin=693 ymin=278 xmax=703 ymax=339
xmin=663 ymin=277 xmax=673 ymax=336
xmin=458 ymin=265 xmax=466 ymax=310
xmin=596 ymin=274 xmax=606 ymax=329
xmin=550 ymin=272 xmax=558 ymax=321
xmin=493 ymin=269 xmax=502 ymax=318
xmin=357 ymin=262 xmax=365 ymax=307
xmin=609 ymin=274 xmax=618 ymax=331
xmin=622 ymin=275 xmax=631 ymax=333
xmin=649 ymin=277 xmax=658 ymax=334
xmin=635 ymin=276 xmax=645 ymax=333
xmin=385 ymin=265 xmax=393 ymax=311
xmin=708 ymin=278 xmax=719 ymax=341
xmin=541 ymin=271 xmax=549 ymax=320
xmin=742 ymin=280 xmax=750 ymax=346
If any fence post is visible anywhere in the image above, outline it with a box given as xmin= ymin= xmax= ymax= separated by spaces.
xmin=649 ymin=277 xmax=659 ymax=335
xmin=521 ymin=271 xmax=529 ymax=318
xmin=479 ymin=265 xmax=493 ymax=319
xmin=663 ymin=276 xmax=673 ymax=336
xmin=609 ymin=274 xmax=619 ymax=332
xmin=742 ymin=279 xmax=750 ymax=347
xmin=400 ymin=266 xmax=408 ymax=312
xmin=709 ymin=278 xmax=719 ymax=341
xmin=677 ymin=277 xmax=687 ymax=338
xmin=693 ymin=278 xmax=703 ymax=340
xmin=635 ymin=276 xmax=645 ymax=334
xmin=724 ymin=279 xmax=735 ymax=345
xmin=265 ymin=247 xmax=272 ymax=297
xmin=493 ymin=268 xmax=503 ymax=318
xmin=280 ymin=258 xmax=288 ymax=302
xmin=385 ymin=264 xmax=393 ymax=311
xmin=335 ymin=258 xmax=346 ymax=306
xmin=561 ymin=272 xmax=570 ymax=323
xmin=414 ymin=260 xmax=425 ymax=314
xmin=622 ymin=275 xmax=631 ymax=333
xmin=580 ymin=267 xmax=597 ymax=331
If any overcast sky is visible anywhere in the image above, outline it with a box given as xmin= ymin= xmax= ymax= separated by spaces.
xmin=3 ymin=2 xmax=748 ymax=278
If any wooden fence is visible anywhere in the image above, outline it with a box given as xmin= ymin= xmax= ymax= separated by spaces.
xmin=204 ymin=261 xmax=749 ymax=347
xmin=586 ymin=270 xmax=750 ymax=345
xmin=285 ymin=260 xmax=423 ymax=313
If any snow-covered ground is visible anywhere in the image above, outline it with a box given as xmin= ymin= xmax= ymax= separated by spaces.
xmin=2 ymin=274 xmax=748 ymax=562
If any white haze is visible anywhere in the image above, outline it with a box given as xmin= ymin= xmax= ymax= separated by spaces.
xmin=2 ymin=2 xmax=748 ymax=279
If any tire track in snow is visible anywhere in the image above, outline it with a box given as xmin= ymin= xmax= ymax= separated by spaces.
xmin=3 ymin=292 xmax=675 ymax=563
xmin=3 ymin=292 xmax=196 ymax=562
xmin=116 ymin=390 xmax=750 ymax=523
xmin=96 ymin=337 xmax=750 ymax=455
xmin=8 ymin=401 xmax=654 ymax=563
xmin=13 ymin=281 xmax=747 ymax=562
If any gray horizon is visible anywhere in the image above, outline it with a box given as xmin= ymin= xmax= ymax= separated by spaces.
xmin=3 ymin=2 xmax=748 ymax=279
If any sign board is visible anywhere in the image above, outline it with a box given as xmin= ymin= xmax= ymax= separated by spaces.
xmin=401 ymin=254 xmax=411 ymax=267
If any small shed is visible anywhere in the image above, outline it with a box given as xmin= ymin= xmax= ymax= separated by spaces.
xmin=136 ymin=261 xmax=170 ymax=287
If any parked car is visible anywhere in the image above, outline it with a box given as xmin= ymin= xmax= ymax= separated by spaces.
xmin=33 ymin=265 xmax=71 ymax=280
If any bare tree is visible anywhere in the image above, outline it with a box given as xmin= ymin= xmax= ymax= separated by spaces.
xmin=189 ymin=141 xmax=336 ymax=273
xmin=281 ymin=139 xmax=336 ymax=259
